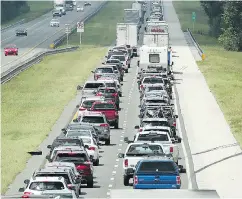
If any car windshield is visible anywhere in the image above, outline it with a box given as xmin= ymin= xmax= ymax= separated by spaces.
xmin=35 ymin=174 xmax=71 ymax=184
xmin=107 ymin=60 xmax=119 ymax=64
xmin=111 ymin=55 xmax=125 ymax=61
xmin=84 ymin=83 xmax=105 ymax=89
xmin=143 ymin=78 xmax=164 ymax=84
xmin=93 ymin=103 xmax=115 ymax=110
xmin=127 ymin=144 xmax=163 ymax=155
xmin=96 ymin=68 xmax=113 ymax=73
xmin=82 ymin=100 xmax=95 ymax=108
xmin=66 ymin=130 xmax=90 ymax=137
xmin=138 ymin=161 xmax=176 ymax=173
xmin=29 ymin=181 xmax=65 ymax=191
xmin=137 ymin=134 xmax=169 ymax=141
xmin=81 ymin=116 xmax=104 ymax=123
xmin=142 ymin=121 xmax=169 ymax=127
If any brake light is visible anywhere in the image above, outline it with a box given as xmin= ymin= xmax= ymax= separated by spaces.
xmin=176 ymin=176 xmax=181 ymax=185
xmin=115 ymin=112 xmax=118 ymax=116
xmin=76 ymin=163 xmax=91 ymax=175
xmin=79 ymin=107 xmax=86 ymax=111
xmin=112 ymin=93 xmax=118 ymax=97
xmin=89 ymin=147 xmax=96 ymax=151
xmin=134 ymin=176 xmax=138 ymax=185
xmin=140 ymin=84 xmax=144 ymax=89
xmin=173 ymin=122 xmax=176 ymax=127
xmin=22 ymin=195 xmax=29 ymax=198
xmin=138 ymin=128 xmax=142 ymax=132
xmin=100 ymin=123 xmax=109 ymax=127
xmin=95 ymin=75 xmax=100 ymax=79
xmin=124 ymin=159 xmax=128 ymax=167
xmin=170 ymin=146 xmax=173 ymax=153
xmin=23 ymin=192 xmax=32 ymax=195
xmin=96 ymin=93 xmax=102 ymax=96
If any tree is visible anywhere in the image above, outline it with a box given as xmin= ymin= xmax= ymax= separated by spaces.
xmin=219 ymin=1 xmax=242 ymax=51
xmin=200 ymin=1 xmax=225 ymax=37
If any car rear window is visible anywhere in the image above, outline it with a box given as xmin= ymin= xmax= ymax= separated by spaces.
xmin=127 ymin=144 xmax=163 ymax=155
xmin=84 ymin=83 xmax=105 ymax=89
xmin=143 ymin=78 xmax=164 ymax=84
xmin=93 ymin=103 xmax=115 ymax=110
xmin=66 ymin=130 xmax=90 ymax=137
xmin=96 ymin=68 xmax=113 ymax=73
xmin=29 ymin=182 xmax=65 ymax=190
xmin=138 ymin=161 xmax=176 ymax=173
xmin=137 ymin=134 xmax=169 ymax=141
xmin=81 ymin=137 xmax=91 ymax=144
xmin=82 ymin=100 xmax=95 ymax=108
xmin=105 ymin=83 xmax=116 ymax=87
xmin=146 ymin=100 xmax=166 ymax=103
xmin=149 ymin=54 xmax=160 ymax=63
xmin=142 ymin=121 xmax=169 ymax=127
xmin=107 ymin=60 xmax=119 ymax=64
xmin=56 ymin=153 xmax=87 ymax=162
xmin=98 ymin=89 xmax=116 ymax=93
xmin=111 ymin=55 xmax=125 ymax=61
xmin=81 ymin=116 xmax=104 ymax=123
xmin=35 ymin=174 xmax=71 ymax=184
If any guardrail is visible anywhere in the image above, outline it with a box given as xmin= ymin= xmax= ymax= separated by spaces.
xmin=1 ymin=46 xmax=79 ymax=84
xmin=1 ymin=19 xmax=26 ymax=32
xmin=187 ymin=28 xmax=205 ymax=60
xmin=51 ymin=1 xmax=108 ymax=48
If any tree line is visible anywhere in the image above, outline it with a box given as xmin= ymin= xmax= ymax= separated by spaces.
xmin=1 ymin=1 xmax=30 ymax=24
xmin=200 ymin=1 xmax=242 ymax=51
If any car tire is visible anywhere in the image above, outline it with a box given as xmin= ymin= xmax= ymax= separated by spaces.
xmin=128 ymin=64 xmax=131 ymax=68
xmin=105 ymin=138 xmax=110 ymax=145
xmin=123 ymin=175 xmax=130 ymax=186
xmin=114 ymin=120 xmax=119 ymax=129
xmin=87 ymin=177 xmax=94 ymax=188
xmin=5 ymin=54 xmax=7 ymax=56
xmin=125 ymin=69 xmax=128 ymax=73
xmin=93 ymin=158 xmax=99 ymax=166
xmin=119 ymin=93 xmax=122 ymax=97
xmin=16 ymin=53 xmax=18 ymax=56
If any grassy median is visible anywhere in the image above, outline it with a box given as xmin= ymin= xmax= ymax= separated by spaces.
xmin=1 ymin=1 xmax=132 ymax=193
xmin=2 ymin=1 xmax=53 ymax=27
xmin=173 ymin=1 xmax=242 ymax=146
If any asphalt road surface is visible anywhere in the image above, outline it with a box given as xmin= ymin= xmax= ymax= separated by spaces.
xmin=1 ymin=2 xmax=105 ymax=74
xmin=4 ymin=1 xmax=195 ymax=198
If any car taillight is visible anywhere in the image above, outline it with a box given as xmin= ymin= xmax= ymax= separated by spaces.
xmin=170 ymin=146 xmax=173 ymax=153
xmin=79 ymin=107 xmax=86 ymax=111
xmin=126 ymin=61 xmax=128 ymax=65
xmin=176 ymin=176 xmax=181 ymax=185
xmin=100 ymin=123 xmax=109 ymax=127
xmin=140 ymin=84 xmax=144 ymax=89
xmin=96 ymin=93 xmax=102 ymax=96
xmin=89 ymin=147 xmax=96 ymax=151
xmin=124 ymin=159 xmax=128 ymax=167
xmin=22 ymin=195 xmax=29 ymax=198
xmin=112 ymin=93 xmax=118 ymax=97
xmin=134 ymin=176 xmax=138 ymax=185
xmin=173 ymin=121 xmax=176 ymax=127
xmin=23 ymin=192 xmax=32 ymax=196
xmin=138 ymin=128 xmax=142 ymax=132
xmin=115 ymin=112 xmax=118 ymax=116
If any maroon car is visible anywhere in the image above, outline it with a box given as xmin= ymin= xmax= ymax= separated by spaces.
xmin=4 ymin=44 xmax=18 ymax=56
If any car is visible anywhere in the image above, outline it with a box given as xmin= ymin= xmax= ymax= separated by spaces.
xmin=95 ymin=87 xmax=120 ymax=109
xmin=77 ymin=96 xmax=105 ymax=112
xmin=16 ymin=28 xmax=27 ymax=36
xmin=76 ymin=5 xmax=84 ymax=12
xmin=50 ymin=19 xmax=60 ymax=27
xmin=52 ymin=10 xmax=62 ymax=17
xmin=133 ymin=158 xmax=182 ymax=189
xmin=79 ymin=136 xmax=100 ymax=166
xmin=97 ymin=78 xmax=123 ymax=97
xmin=75 ymin=111 xmax=111 ymax=145
xmin=84 ymin=2 xmax=91 ymax=6
xmin=110 ymin=55 xmax=129 ymax=73
xmin=77 ymin=80 xmax=106 ymax=96
xmin=139 ymin=76 xmax=165 ymax=91
xmin=52 ymin=149 xmax=94 ymax=188
xmin=104 ymin=64 xmax=122 ymax=81
xmin=65 ymin=129 xmax=93 ymax=139
xmin=19 ymin=177 xmax=75 ymax=196
xmin=91 ymin=66 xmax=115 ymax=81
xmin=104 ymin=59 xmax=124 ymax=80
xmin=4 ymin=44 xmax=18 ymax=56
xmin=89 ymin=101 xmax=120 ymax=129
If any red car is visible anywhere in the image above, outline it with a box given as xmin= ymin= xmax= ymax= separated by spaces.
xmin=4 ymin=44 xmax=18 ymax=56
xmin=90 ymin=101 xmax=120 ymax=129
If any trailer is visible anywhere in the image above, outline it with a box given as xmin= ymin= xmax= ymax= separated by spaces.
xmin=132 ymin=2 xmax=142 ymax=18
xmin=143 ymin=33 xmax=169 ymax=47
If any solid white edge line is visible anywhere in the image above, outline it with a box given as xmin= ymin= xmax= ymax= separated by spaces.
xmin=173 ymin=87 xmax=192 ymax=189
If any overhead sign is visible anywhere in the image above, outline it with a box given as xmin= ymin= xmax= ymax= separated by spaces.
xmin=77 ymin=21 xmax=84 ymax=33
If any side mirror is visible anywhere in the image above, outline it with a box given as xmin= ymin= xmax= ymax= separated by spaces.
xmin=105 ymin=56 xmax=107 ymax=58
xmin=124 ymin=137 xmax=129 ymax=143
xmin=77 ymin=85 xmax=83 ymax=90
xmin=19 ymin=188 xmax=25 ymax=192
xmin=61 ymin=128 xmax=66 ymax=132
xmin=171 ymin=61 xmax=174 ymax=66
xmin=28 ymin=151 xmax=42 ymax=156
xmin=24 ymin=179 xmax=30 ymax=184
xmin=121 ymin=83 xmax=123 ymax=85
xmin=63 ymin=130 xmax=67 ymax=135
xmin=118 ymin=153 xmax=124 ymax=158
xmin=47 ymin=145 xmax=52 ymax=149
xmin=137 ymin=61 xmax=140 ymax=67
xmin=138 ymin=115 xmax=142 ymax=118
xmin=138 ymin=105 xmax=141 ymax=108
xmin=76 ymin=105 xmax=79 ymax=108
xmin=134 ymin=125 xmax=139 ymax=129
xmin=102 ymin=62 xmax=105 ymax=64
xmin=73 ymin=119 xmax=78 ymax=123
xmin=177 ymin=137 xmax=182 ymax=143
xmin=84 ymin=145 xmax=89 ymax=149
xmin=118 ymin=108 xmax=121 ymax=111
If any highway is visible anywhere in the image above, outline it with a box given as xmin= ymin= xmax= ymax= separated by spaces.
xmin=4 ymin=1 xmax=194 ymax=197
xmin=1 ymin=2 xmax=105 ymax=74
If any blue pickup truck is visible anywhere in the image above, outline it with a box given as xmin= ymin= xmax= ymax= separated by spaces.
xmin=133 ymin=158 xmax=181 ymax=189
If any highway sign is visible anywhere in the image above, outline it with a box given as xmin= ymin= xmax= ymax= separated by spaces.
xmin=192 ymin=12 xmax=196 ymax=21
xmin=65 ymin=24 xmax=71 ymax=34
xmin=77 ymin=21 xmax=84 ymax=33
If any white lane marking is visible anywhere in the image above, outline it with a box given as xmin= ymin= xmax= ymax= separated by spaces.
xmin=120 ymin=135 xmax=124 ymax=138
xmin=110 ymin=177 xmax=114 ymax=181
xmin=107 ymin=192 xmax=110 ymax=196
xmin=114 ymin=164 xmax=118 ymax=168
xmin=173 ymin=88 xmax=192 ymax=189
xmin=112 ymin=171 xmax=116 ymax=174
xmin=108 ymin=184 xmax=113 ymax=188
xmin=116 ymin=158 xmax=119 ymax=162
xmin=120 ymin=139 xmax=123 ymax=141
xmin=119 ymin=144 xmax=122 ymax=146
xmin=118 ymin=148 xmax=121 ymax=151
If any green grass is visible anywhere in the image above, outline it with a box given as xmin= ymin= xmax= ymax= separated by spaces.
xmin=2 ymin=1 xmax=53 ymax=27
xmin=1 ymin=1 xmax=131 ymax=194
xmin=173 ymin=1 xmax=242 ymax=146
xmin=59 ymin=1 xmax=133 ymax=47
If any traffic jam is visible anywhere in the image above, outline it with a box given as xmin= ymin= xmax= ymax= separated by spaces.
xmin=16 ymin=1 xmax=189 ymax=198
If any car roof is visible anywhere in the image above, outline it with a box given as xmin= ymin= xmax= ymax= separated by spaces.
xmin=142 ymin=118 xmax=168 ymax=121
xmin=82 ymin=96 xmax=104 ymax=101
xmin=30 ymin=177 xmax=65 ymax=182
xmin=36 ymin=168 xmax=70 ymax=173
xmin=139 ymin=131 xmax=168 ymax=135
xmin=56 ymin=149 xmax=85 ymax=154
xmin=85 ymin=80 xmax=105 ymax=84
xmin=54 ymin=145 xmax=84 ymax=150
xmin=143 ymin=126 xmax=170 ymax=130
xmin=46 ymin=162 xmax=76 ymax=168
xmin=79 ymin=111 xmax=104 ymax=116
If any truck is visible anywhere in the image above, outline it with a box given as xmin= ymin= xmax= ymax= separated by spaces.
xmin=143 ymin=33 xmax=169 ymax=47
xmin=118 ymin=142 xmax=180 ymax=186
xmin=124 ymin=9 xmax=141 ymax=29
xmin=116 ymin=23 xmax=138 ymax=57
xmin=54 ymin=0 xmax=65 ymax=7
xmin=132 ymin=2 xmax=142 ymax=18
xmin=110 ymin=189 xmax=220 ymax=198
xmin=145 ymin=21 xmax=169 ymax=33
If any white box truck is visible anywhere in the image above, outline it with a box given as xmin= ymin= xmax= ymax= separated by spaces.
xmin=132 ymin=2 xmax=142 ymax=18
xmin=116 ymin=23 xmax=138 ymax=57
xmin=143 ymin=33 xmax=169 ymax=47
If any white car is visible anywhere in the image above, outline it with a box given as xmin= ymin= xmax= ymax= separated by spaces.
xmin=80 ymin=136 xmax=100 ymax=166
xmin=19 ymin=176 xmax=76 ymax=196
xmin=77 ymin=6 xmax=84 ymax=12
xmin=50 ymin=19 xmax=60 ymax=27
